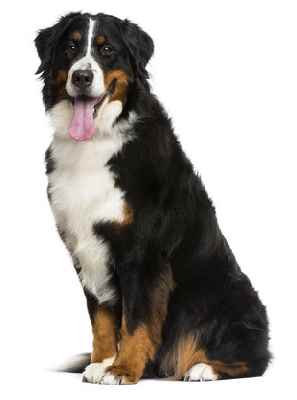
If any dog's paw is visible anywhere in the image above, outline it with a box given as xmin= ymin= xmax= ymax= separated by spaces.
xmin=103 ymin=365 xmax=140 ymax=385
xmin=184 ymin=363 xmax=218 ymax=382
xmin=82 ymin=356 xmax=115 ymax=384
xmin=98 ymin=371 xmax=123 ymax=385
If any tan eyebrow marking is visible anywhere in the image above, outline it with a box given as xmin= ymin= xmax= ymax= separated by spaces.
xmin=70 ymin=31 xmax=82 ymax=41
xmin=95 ymin=35 xmax=106 ymax=45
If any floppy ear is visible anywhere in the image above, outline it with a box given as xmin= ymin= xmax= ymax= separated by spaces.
xmin=35 ymin=12 xmax=82 ymax=76
xmin=35 ymin=27 xmax=54 ymax=75
xmin=121 ymin=20 xmax=154 ymax=82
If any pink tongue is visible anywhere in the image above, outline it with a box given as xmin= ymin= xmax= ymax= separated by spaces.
xmin=69 ymin=98 xmax=98 ymax=141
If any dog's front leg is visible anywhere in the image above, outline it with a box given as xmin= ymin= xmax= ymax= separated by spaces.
xmin=90 ymin=305 xmax=118 ymax=363
xmin=104 ymin=259 xmax=174 ymax=384
xmin=83 ymin=294 xmax=120 ymax=384
xmin=106 ymin=314 xmax=154 ymax=384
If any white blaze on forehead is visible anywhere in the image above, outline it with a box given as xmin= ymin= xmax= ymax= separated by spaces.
xmin=86 ymin=18 xmax=96 ymax=56
xmin=66 ymin=18 xmax=105 ymax=98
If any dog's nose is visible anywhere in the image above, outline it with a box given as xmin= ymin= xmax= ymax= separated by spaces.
xmin=72 ymin=70 xmax=94 ymax=90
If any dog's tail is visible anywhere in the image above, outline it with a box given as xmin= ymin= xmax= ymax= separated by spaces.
xmin=51 ymin=353 xmax=91 ymax=373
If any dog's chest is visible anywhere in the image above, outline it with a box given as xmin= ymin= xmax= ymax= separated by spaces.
xmin=48 ymin=137 xmax=126 ymax=303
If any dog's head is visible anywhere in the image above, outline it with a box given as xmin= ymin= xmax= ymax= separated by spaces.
xmin=35 ymin=13 xmax=154 ymax=140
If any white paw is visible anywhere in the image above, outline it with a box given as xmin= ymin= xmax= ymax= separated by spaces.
xmin=99 ymin=372 xmax=122 ymax=385
xmin=82 ymin=356 xmax=115 ymax=384
xmin=184 ymin=363 xmax=218 ymax=382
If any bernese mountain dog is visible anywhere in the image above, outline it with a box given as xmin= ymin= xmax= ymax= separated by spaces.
xmin=35 ymin=12 xmax=271 ymax=384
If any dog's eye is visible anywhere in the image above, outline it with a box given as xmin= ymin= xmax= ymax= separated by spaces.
xmin=67 ymin=40 xmax=77 ymax=51
xmin=100 ymin=45 xmax=114 ymax=57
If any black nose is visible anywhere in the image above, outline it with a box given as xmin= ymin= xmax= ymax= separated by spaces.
xmin=71 ymin=70 xmax=94 ymax=90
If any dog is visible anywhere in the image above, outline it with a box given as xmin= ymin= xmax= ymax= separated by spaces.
xmin=35 ymin=12 xmax=271 ymax=384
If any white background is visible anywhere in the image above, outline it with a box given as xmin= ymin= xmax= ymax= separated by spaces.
xmin=0 ymin=0 xmax=296 ymax=398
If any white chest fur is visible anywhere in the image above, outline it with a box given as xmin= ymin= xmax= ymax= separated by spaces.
xmin=48 ymin=133 xmax=129 ymax=304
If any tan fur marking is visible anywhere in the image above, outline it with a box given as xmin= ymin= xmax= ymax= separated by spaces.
xmin=107 ymin=317 xmax=155 ymax=384
xmin=160 ymin=335 xmax=204 ymax=378
xmin=70 ymin=31 xmax=81 ymax=41
xmin=121 ymin=202 xmax=134 ymax=225
xmin=104 ymin=69 xmax=129 ymax=103
xmin=55 ymin=70 xmax=68 ymax=98
xmin=161 ymin=334 xmax=249 ymax=379
xmin=91 ymin=307 xmax=118 ymax=363
xmin=211 ymin=360 xmax=249 ymax=377
xmin=96 ymin=35 xmax=106 ymax=45
xmin=55 ymin=70 xmax=68 ymax=84
xmin=149 ymin=266 xmax=174 ymax=345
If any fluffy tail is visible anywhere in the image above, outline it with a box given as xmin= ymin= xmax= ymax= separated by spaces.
xmin=51 ymin=353 xmax=91 ymax=373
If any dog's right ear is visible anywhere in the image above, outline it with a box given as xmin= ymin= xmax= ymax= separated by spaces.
xmin=35 ymin=27 xmax=53 ymax=75
xmin=35 ymin=13 xmax=82 ymax=76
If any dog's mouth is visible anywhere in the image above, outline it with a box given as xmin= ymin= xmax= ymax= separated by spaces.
xmin=68 ymin=80 xmax=116 ymax=142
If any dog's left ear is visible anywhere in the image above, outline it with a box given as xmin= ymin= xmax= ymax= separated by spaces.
xmin=121 ymin=20 xmax=154 ymax=82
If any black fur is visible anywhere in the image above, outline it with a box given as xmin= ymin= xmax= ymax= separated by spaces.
xmin=37 ymin=12 xmax=271 ymax=380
